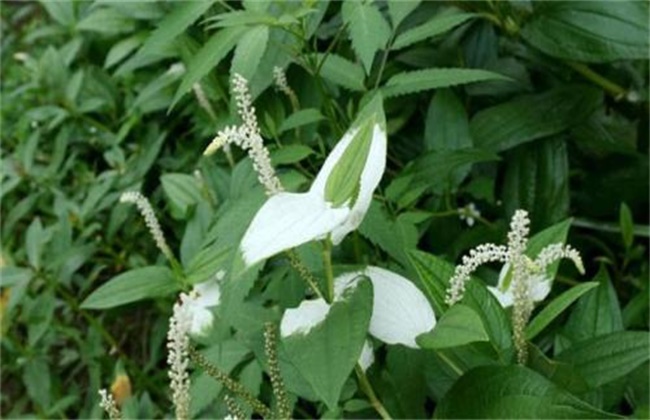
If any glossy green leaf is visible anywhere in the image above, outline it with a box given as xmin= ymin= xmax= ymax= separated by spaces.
xmin=557 ymin=331 xmax=650 ymax=388
xmin=526 ymin=282 xmax=599 ymax=340
xmin=81 ymin=266 xmax=179 ymax=309
xmin=342 ymin=1 xmax=391 ymax=74
xmin=417 ymin=304 xmax=489 ymax=349
xmin=565 ymin=266 xmax=624 ymax=342
xmin=282 ymin=279 xmax=373 ymax=410
xmin=230 ymin=25 xmax=269 ymax=82
xmin=313 ymin=53 xmax=366 ymax=91
xmin=393 ymin=11 xmax=476 ymax=50
xmin=383 ymin=68 xmax=510 ymax=98
xmin=522 ymin=1 xmax=649 ymax=63
xmin=387 ymin=0 xmax=421 ymax=28
xmin=502 ymin=137 xmax=570 ymax=232
xmin=135 ymin=1 xmax=215 ymax=59
xmin=408 ymin=250 xmax=451 ymax=316
xmin=270 ymin=144 xmax=315 ymax=165
xmin=161 ymin=173 xmax=203 ymax=220
xmin=279 ymin=109 xmax=324 ymax=134
xmin=472 ymin=86 xmax=602 ymax=152
xmin=172 ymin=26 xmax=246 ymax=108
xmin=434 ymin=365 xmax=619 ymax=419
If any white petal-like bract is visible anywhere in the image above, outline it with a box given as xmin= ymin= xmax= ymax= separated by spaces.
xmin=185 ymin=277 xmax=222 ymax=336
xmin=280 ymin=298 xmax=331 ymax=337
xmin=488 ymin=263 xmax=553 ymax=308
xmin=240 ymin=192 xmax=349 ymax=266
xmin=358 ymin=340 xmax=375 ymax=372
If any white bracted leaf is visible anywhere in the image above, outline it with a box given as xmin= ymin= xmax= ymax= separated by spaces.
xmin=280 ymin=298 xmax=331 ymax=337
xmin=358 ymin=340 xmax=375 ymax=372
xmin=364 ymin=266 xmax=436 ymax=348
xmin=489 ymin=263 xmax=553 ymax=308
xmin=335 ymin=266 xmax=436 ymax=348
xmin=185 ymin=277 xmax=222 ymax=336
xmin=240 ymin=192 xmax=349 ymax=266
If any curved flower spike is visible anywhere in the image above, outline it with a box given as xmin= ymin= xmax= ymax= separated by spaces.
xmin=240 ymin=95 xmax=386 ymax=266
xmin=280 ymin=266 xmax=436 ymax=349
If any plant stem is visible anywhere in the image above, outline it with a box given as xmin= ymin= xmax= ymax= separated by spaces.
xmin=354 ymin=365 xmax=392 ymax=420
xmin=565 ymin=61 xmax=628 ymax=99
xmin=322 ymin=237 xmax=335 ymax=303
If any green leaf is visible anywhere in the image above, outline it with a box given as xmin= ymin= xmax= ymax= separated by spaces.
xmin=279 ymin=109 xmax=324 ymax=134
xmin=557 ymin=331 xmax=650 ymax=388
xmin=408 ymin=250 xmax=450 ymax=316
xmin=393 ymin=11 xmax=476 ymax=50
xmin=472 ymin=86 xmax=602 ymax=152
xmin=521 ymin=1 xmax=649 ymax=63
xmin=619 ymin=202 xmax=634 ymax=250
xmin=172 ymin=26 xmax=246 ymax=108
xmin=76 ymin=7 xmax=135 ymax=35
xmin=230 ymin=25 xmax=269 ymax=82
xmin=81 ymin=266 xmax=179 ymax=309
xmin=270 ymin=144 xmax=315 ymax=165
xmin=282 ymin=279 xmax=373 ymax=410
xmin=565 ymin=266 xmax=624 ymax=342
xmin=382 ymin=68 xmax=510 ymax=98
xmin=342 ymin=1 xmax=391 ymax=74
xmin=204 ymin=10 xmax=277 ymax=29
xmin=105 ymin=35 xmax=144 ymax=69
xmin=325 ymin=118 xmax=374 ymax=207
xmin=39 ymin=0 xmax=75 ymax=26
xmin=417 ymin=304 xmax=489 ymax=349
xmin=434 ymin=365 xmax=619 ymax=419
xmin=525 ymin=282 xmax=599 ymax=340
xmin=161 ymin=173 xmax=203 ymax=220
xmin=135 ymin=1 xmax=215 ymax=60
xmin=387 ymin=0 xmax=421 ymax=28
xmin=313 ymin=53 xmax=366 ymax=91
xmin=502 ymin=137 xmax=570 ymax=232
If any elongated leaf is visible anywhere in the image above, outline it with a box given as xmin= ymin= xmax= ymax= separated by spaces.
xmin=172 ymin=26 xmax=246 ymax=108
xmin=81 ymin=266 xmax=179 ymax=309
xmin=279 ymin=109 xmax=324 ymax=134
xmin=382 ymin=68 xmax=510 ymax=98
xmin=435 ymin=365 xmax=618 ymax=419
xmin=387 ymin=0 xmax=421 ymax=28
xmin=77 ymin=7 xmax=135 ymax=35
xmin=417 ymin=304 xmax=488 ymax=349
xmin=619 ymin=203 xmax=634 ymax=250
xmin=342 ymin=1 xmax=391 ymax=74
xmin=522 ymin=1 xmax=649 ymax=63
xmin=526 ymin=282 xmax=598 ymax=340
xmin=564 ymin=266 xmax=623 ymax=342
xmin=410 ymin=148 xmax=499 ymax=191
xmin=312 ymin=53 xmax=366 ymax=91
xmin=557 ymin=331 xmax=650 ymax=388
xmin=230 ymin=25 xmax=269 ymax=82
xmin=104 ymin=34 xmax=145 ymax=69
xmin=408 ymin=250 xmax=451 ymax=315
xmin=472 ymin=86 xmax=602 ymax=152
xmin=161 ymin=173 xmax=203 ymax=220
xmin=136 ymin=1 xmax=215 ymax=59
xmin=270 ymin=144 xmax=314 ymax=165
xmin=204 ymin=10 xmax=276 ymax=29
xmin=393 ymin=12 xmax=476 ymax=50
xmin=282 ymin=279 xmax=373 ymax=410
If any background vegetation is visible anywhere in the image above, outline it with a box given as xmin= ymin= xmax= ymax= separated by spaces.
xmin=1 ymin=0 xmax=648 ymax=418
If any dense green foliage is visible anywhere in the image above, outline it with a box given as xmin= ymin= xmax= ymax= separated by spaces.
xmin=1 ymin=1 xmax=648 ymax=418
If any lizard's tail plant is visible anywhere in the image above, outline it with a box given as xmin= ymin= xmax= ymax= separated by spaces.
xmin=445 ymin=209 xmax=585 ymax=364
xmin=98 ymin=389 xmax=122 ymax=420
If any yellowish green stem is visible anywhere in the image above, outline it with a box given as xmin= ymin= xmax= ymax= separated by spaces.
xmin=355 ymin=365 xmax=393 ymax=420
xmin=322 ymin=237 xmax=335 ymax=303
xmin=565 ymin=61 xmax=628 ymax=99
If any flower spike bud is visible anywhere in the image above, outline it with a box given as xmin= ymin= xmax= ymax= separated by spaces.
xmin=99 ymin=389 xmax=122 ymax=420
xmin=240 ymin=94 xmax=386 ymax=266
xmin=167 ymin=295 xmax=192 ymax=420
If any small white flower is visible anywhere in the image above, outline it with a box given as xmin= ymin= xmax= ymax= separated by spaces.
xmin=280 ymin=266 xmax=436 ymax=349
xmin=240 ymin=96 xmax=386 ymax=266
xmin=459 ymin=202 xmax=481 ymax=227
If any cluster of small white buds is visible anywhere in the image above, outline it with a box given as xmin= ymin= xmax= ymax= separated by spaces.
xmin=272 ymin=66 xmax=298 ymax=103
xmin=119 ymin=191 xmax=175 ymax=262
xmin=203 ymin=74 xmax=283 ymax=196
xmin=167 ymin=294 xmax=192 ymax=420
xmin=459 ymin=202 xmax=481 ymax=227
xmin=98 ymin=389 xmax=121 ymax=420
xmin=192 ymin=82 xmax=217 ymax=121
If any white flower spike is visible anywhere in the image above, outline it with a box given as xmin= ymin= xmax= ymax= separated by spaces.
xmin=280 ymin=266 xmax=436 ymax=349
xmin=240 ymin=95 xmax=387 ymax=266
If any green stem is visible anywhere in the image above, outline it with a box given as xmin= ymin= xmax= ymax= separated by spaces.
xmin=321 ymin=237 xmax=335 ymax=303
xmin=355 ymin=365 xmax=392 ymax=420
xmin=565 ymin=61 xmax=628 ymax=99
xmin=436 ymin=350 xmax=463 ymax=376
